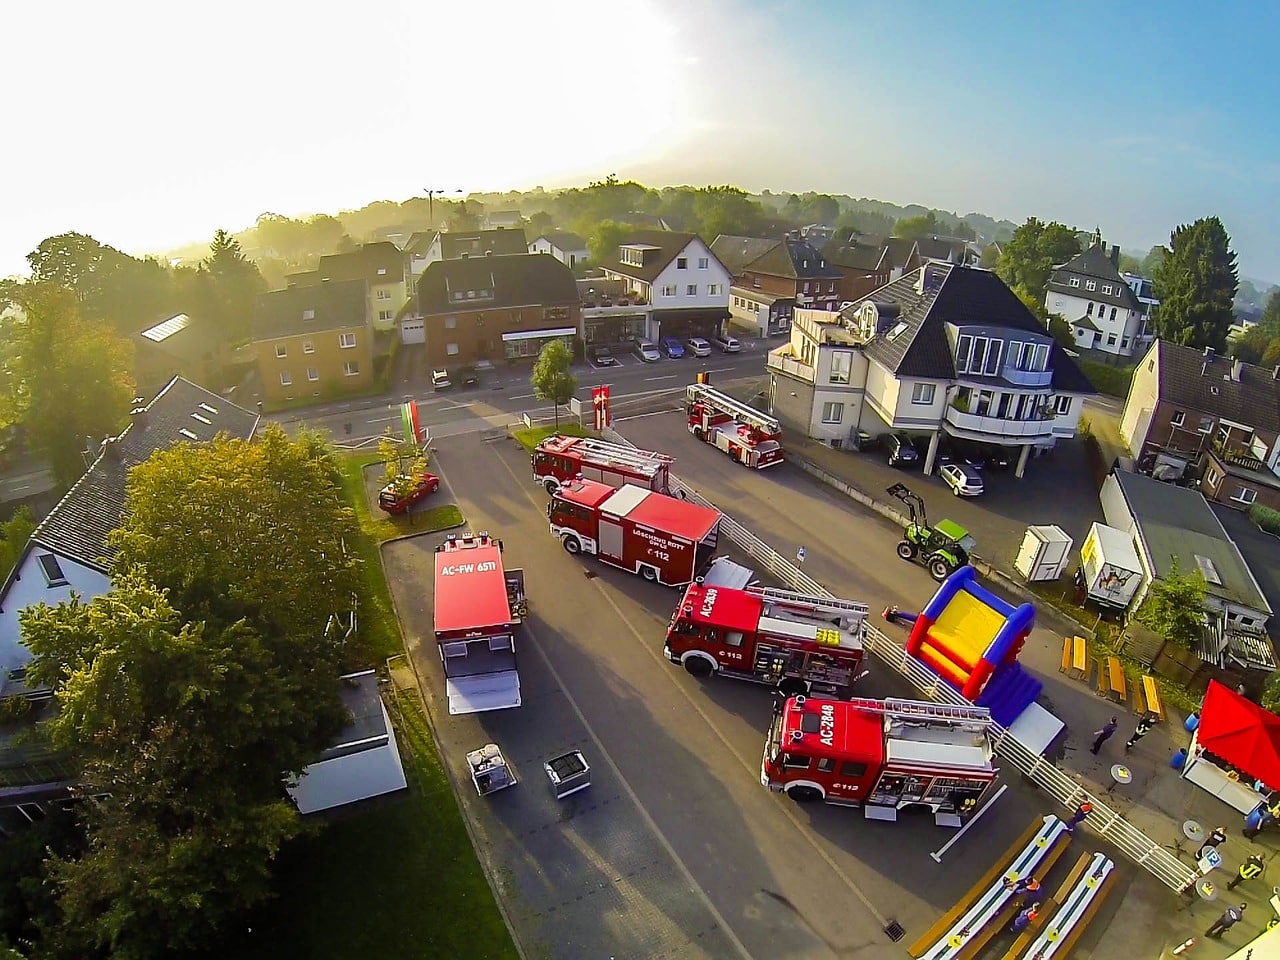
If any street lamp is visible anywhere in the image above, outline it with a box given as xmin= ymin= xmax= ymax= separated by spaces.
xmin=423 ymin=188 xmax=463 ymax=224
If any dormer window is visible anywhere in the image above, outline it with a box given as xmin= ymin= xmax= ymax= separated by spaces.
xmin=377 ymin=267 xmax=387 ymax=276
xmin=1085 ymin=280 xmax=1097 ymax=291
xmin=1069 ymin=277 xmax=1080 ymax=288
xmin=1102 ymin=284 xmax=1113 ymax=295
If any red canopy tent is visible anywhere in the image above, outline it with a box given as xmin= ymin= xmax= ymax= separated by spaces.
xmin=1195 ymin=680 xmax=1280 ymax=788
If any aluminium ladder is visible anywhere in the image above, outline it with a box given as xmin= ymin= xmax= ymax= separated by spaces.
xmin=686 ymin=383 xmax=781 ymax=434
xmin=747 ymin=584 xmax=869 ymax=623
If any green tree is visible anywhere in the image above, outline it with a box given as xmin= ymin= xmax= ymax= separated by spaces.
xmin=892 ymin=211 xmax=941 ymax=240
xmin=0 ymin=282 xmax=135 ymax=486
xmin=1152 ymin=217 xmax=1239 ymax=351
xmin=1259 ymin=289 xmax=1280 ymax=336
xmin=26 ymin=233 xmax=175 ymax=332
xmin=587 ymin=220 xmax=628 ymax=264
xmin=1140 ymin=245 xmax=1166 ymax=277
xmin=1135 ymin=560 xmax=1207 ymax=649
xmin=203 ymin=229 xmax=266 ymax=345
xmin=980 ymin=244 xmax=999 ymax=269
xmin=995 ymin=217 xmax=1082 ymax=303
xmin=0 ymin=507 xmax=35 ymax=580
xmin=1230 ymin=325 xmax=1275 ymax=365
xmin=690 ymin=186 xmax=764 ymax=240
xmin=1264 ymin=339 xmax=1280 ymax=369
xmin=531 ymin=340 xmax=577 ymax=428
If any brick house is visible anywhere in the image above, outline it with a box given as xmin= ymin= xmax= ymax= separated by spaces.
xmin=712 ymin=235 xmax=843 ymax=338
xmin=820 ymin=233 xmax=893 ymax=302
xmin=1120 ymin=340 xmax=1280 ymax=510
xmin=286 ymin=242 xmax=409 ymax=333
xmin=252 ymin=279 xmax=373 ymax=404
xmin=415 ymin=253 xmax=580 ymax=366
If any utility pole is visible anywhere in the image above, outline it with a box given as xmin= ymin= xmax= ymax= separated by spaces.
xmin=423 ymin=188 xmax=463 ymax=225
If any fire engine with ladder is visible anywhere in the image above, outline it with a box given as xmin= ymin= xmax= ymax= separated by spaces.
xmin=666 ymin=579 xmax=866 ymax=695
xmin=531 ymin=433 xmax=679 ymax=496
xmin=762 ymin=696 xmax=997 ymax=826
xmin=685 ymin=383 xmax=784 ymax=469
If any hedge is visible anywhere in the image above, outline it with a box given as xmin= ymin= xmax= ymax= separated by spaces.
xmin=1251 ymin=503 xmax=1280 ymax=536
xmin=1078 ymin=360 xmax=1136 ymax=399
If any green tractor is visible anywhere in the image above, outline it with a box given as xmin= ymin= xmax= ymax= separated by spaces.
xmin=886 ymin=483 xmax=975 ymax=582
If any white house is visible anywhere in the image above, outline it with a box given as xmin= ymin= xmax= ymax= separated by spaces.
xmin=529 ymin=232 xmax=589 ymax=269
xmin=598 ymin=230 xmax=732 ymax=342
xmin=402 ymin=228 xmax=529 ymax=283
xmin=0 ymin=378 xmax=262 ymax=698
xmin=286 ymin=670 xmax=408 ymax=815
xmin=1045 ymin=242 xmax=1146 ymax=357
xmin=767 ymin=264 xmax=1095 ymax=477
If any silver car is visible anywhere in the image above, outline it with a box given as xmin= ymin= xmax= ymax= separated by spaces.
xmin=686 ymin=337 xmax=712 ymax=358
xmin=634 ymin=340 xmax=661 ymax=362
xmin=940 ymin=463 xmax=985 ymax=496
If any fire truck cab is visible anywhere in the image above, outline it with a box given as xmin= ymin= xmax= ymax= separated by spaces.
xmin=433 ymin=533 xmax=527 ymax=715
xmin=666 ymin=582 xmax=866 ymax=696
xmin=532 ymin=434 xmax=677 ymax=496
xmin=685 ymin=383 xmax=783 ymax=469
xmin=763 ymin=696 xmax=996 ymax=826
xmin=549 ymin=479 xmax=722 ymax=586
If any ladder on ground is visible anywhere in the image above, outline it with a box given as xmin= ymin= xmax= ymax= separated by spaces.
xmin=568 ymin=436 xmax=676 ymax=468
xmin=845 ymin=697 xmax=992 ymax=727
xmin=747 ymin=585 xmax=868 ymax=623
xmin=686 ymin=383 xmax=781 ymax=434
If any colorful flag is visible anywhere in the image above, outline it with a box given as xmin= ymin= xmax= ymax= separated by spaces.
xmin=401 ymin=400 xmax=422 ymax=443
xmin=592 ymin=385 xmax=611 ymax=430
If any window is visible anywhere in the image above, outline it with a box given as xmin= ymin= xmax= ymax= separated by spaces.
xmin=1205 ymin=467 xmax=1221 ymax=486
xmin=975 ymin=390 xmax=993 ymax=416
xmin=956 ymin=334 xmax=972 ymax=371
xmin=279 ymin=371 xmax=292 ymax=386
xmin=1170 ymin=411 xmax=1185 ymax=427
xmin=1034 ymin=342 xmax=1049 ymax=370
xmin=1069 ymin=277 xmax=1080 ymax=288
xmin=275 ymin=344 xmax=287 ymax=358
xmin=817 ymin=758 xmax=836 ymax=774
xmin=1107 ymin=334 xmax=1117 ymax=346
xmin=307 ymin=367 xmax=319 ymax=382
xmin=302 ymin=308 xmax=315 ymax=320
xmin=1086 ymin=302 xmax=1094 ymax=316
xmin=1198 ymin=416 xmax=1214 ymax=434
xmin=445 ymin=316 xmax=456 ymax=329
xmin=1232 ymin=487 xmax=1258 ymax=505
xmin=677 ymin=257 xmax=688 ymax=269
xmin=377 ymin=267 xmax=387 ymax=276
xmin=969 ymin=337 xmax=988 ymax=374
xmin=662 ymin=284 xmax=677 ymax=297
xmin=821 ymin=402 xmax=844 ymax=424
xmin=1102 ymin=284 xmax=1113 ymax=295
xmin=983 ymin=339 xmax=1001 ymax=376
xmin=1121 ymin=337 xmax=1130 ymax=350
xmin=339 ymin=332 xmax=357 ymax=349
xmin=442 ymin=642 xmax=467 ymax=658
xmin=343 ymin=361 xmax=360 ymax=377
xmin=446 ymin=343 xmax=459 ymax=356
xmin=828 ymin=282 xmax=836 ymax=293
xmin=303 ymin=340 xmax=315 ymax=354
xmin=488 ymin=635 xmax=511 ymax=652
xmin=839 ymin=760 xmax=868 ymax=778
xmin=687 ymin=284 xmax=697 ymax=296
xmin=829 ymin=351 xmax=853 ymax=385
xmin=724 ymin=631 xmax=744 ymax=647
xmin=782 ymin=752 xmax=810 ymax=770
xmin=37 ymin=553 xmax=67 ymax=587
xmin=911 ymin=383 xmax=936 ymax=404
xmin=995 ymin=393 xmax=1011 ymax=418
xmin=1054 ymin=395 xmax=1072 ymax=416
xmin=1110 ymin=307 xmax=1117 ymax=321
xmin=1085 ymin=279 xmax=1097 ymax=291
xmin=376 ymin=289 xmax=391 ymax=300
xmin=697 ymin=257 xmax=708 ymax=269
xmin=708 ymin=284 xmax=721 ymax=295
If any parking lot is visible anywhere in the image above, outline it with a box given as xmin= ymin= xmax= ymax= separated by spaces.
xmin=379 ymin=431 xmax=1151 ymax=960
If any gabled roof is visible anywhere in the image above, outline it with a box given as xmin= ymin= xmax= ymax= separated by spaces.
xmin=440 ymin=228 xmax=528 ymax=260
xmin=1154 ymin=341 xmax=1280 ymax=435
xmin=883 ymin=237 xmax=916 ymax=271
xmin=405 ymin=231 xmax=436 ymax=256
xmin=1047 ymin=243 xmax=1142 ymax=310
xmin=912 ymin=236 xmax=972 ymax=264
xmin=710 ymin=235 xmax=779 ymax=275
xmin=28 ymin=378 xmax=260 ymax=572
xmin=822 ymin=236 xmax=890 ymax=272
xmin=1072 ymin=313 xmax=1102 ymax=333
xmin=251 ymin=278 xmax=367 ymax=341
xmin=1111 ymin=469 xmax=1270 ymax=613
xmin=746 ymin=240 xmax=842 ymax=281
xmin=133 ymin=312 xmax=221 ymax=363
xmin=313 ymin=242 xmax=406 ymax=285
xmin=416 ymin=253 xmax=577 ymax=315
xmin=852 ymin=265 xmax=1094 ymax=393
xmin=599 ymin=230 xmax=705 ymax=283
xmin=533 ymin=231 xmax=586 ymax=252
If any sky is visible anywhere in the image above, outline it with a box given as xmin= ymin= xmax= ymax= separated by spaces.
xmin=2 ymin=0 xmax=1277 ymax=282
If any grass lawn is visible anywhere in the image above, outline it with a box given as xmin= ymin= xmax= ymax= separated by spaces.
xmin=216 ymin=691 xmax=519 ymax=960
xmin=512 ymin=421 xmax=589 ymax=452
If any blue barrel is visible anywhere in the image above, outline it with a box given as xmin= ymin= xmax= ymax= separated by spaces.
xmin=1185 ymin=712 xmax=1200 ymax=733
xmin=1171 ymin=748 xmax=1188 ymax=771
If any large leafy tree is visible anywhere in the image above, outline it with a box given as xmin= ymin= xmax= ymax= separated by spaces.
xmin=1259 ymin=288 xmax=1280 ymax=336
xmin=995 ymin=217 xmax=1082 ymax=305
xmin=893 ymin=211 xmax=941 ymax=240
xmin=0 ymin=282 xmax=135 ymax=486
xmin=587 ymin=220 xmax=629 ymax=264
xmin=690 ymin=186 xmax=764 ymax=240
xmin=26 ymin=233 xmax=174 ymax=332
xmin=202 ymin=229 xmax=266 ymax=344
xmin=531 ymin=340 xmax=577 ymax=428
xmin=1152 ymin=216 xmax=1239 ymax=351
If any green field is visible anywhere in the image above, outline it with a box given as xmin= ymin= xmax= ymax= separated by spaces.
xmin=512 ymin=421 xmax=589 ymax=451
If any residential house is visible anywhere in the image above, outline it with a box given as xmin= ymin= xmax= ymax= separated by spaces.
xmin=132 ymin=312 xmax=226 ymax=397
xmin=287 ymin=242 xmax=409 ymax=334
xmin=713 ymin=235 xmax=842 ymax=338
xmin=598 ymin=231 xmax=731 ymax=342
xmin=1045 ymin=242 xmax=1145 ymax=357
xmin=821 ymin=233 xmax=893 ymax=302
xmin=405 ymin=228 xmax=528 ymax=284
xmin=800 ymin=224 xmax=836 ymax=246
xmin=766 ymin=264 xmax=1094 ymax=476
xmin=1120 ymin=340 xmax=1280 ymax=510
xmin=1122 ymin=272 xmax=1159 ymax=356
xmin=578 ymin=278 xmax=648 ymax=348
xmin=252 ymin=279 xmax=373 ymax=404
xmin=416 ymin=253 xmax=580 ymax=365
xmin=1101 ymin=468 xmax=1272 ymax=638
xmin=529 ymin=232 xmax=589 ymax=269
xmin=483 ymin=210 xmax=523 ymax=230
xmin=905 ymin=236 xmax=978 ymax=272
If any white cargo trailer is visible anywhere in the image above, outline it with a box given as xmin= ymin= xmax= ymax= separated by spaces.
xmin=1014 ymin=525 xmax=1073 ymax=582
xmin=1080 ymin=522 xmax=1144 ymax=610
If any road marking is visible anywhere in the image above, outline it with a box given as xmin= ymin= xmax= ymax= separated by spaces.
xmin=368 ymin=416 xmax=398 ymax=423
xmin=644 ymin=375 xmax=679 ymax=382
xmin=509 ymin=393 xmax=536 ymax=400
xmin=931 ymin=784 xmax=1008 ymax=862
xmin=444 ymin=402 xmax=473 ymax=410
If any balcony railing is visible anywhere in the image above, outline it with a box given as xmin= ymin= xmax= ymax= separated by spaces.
xmin=1001 ymin=364 xmax=1053 ymax=387
xmin=766 ymin=349 xmax=815 ymax=382
xmin=944 ymin=405 xmax=1056 ymax=439
xmin=1212 ymin=436 xmax=1265 ymax=471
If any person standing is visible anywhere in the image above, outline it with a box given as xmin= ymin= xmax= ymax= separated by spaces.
xmin=1125 ymin=714 xmax=1155 ymax=752
xmin=1010 ymin=904 xmax=1039 ymax=933
xmin=1090 ymin=718 xmax=1118 ymax=755
xmin=1205 ymin=903 xmax=1246 ymax=939
xmin=796 ymin=546 xmax=807 ymax=566
xmin=1064 ymin=801 xmax=1094 ymax=832
xmin=1227 ymin=854 xmax=1265 ymax=890
xmin=1197 ymin=826 xmax=1228 ymax=861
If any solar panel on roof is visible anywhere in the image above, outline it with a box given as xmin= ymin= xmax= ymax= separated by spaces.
xmin=140 ymin=314 xmax=191 ymax=342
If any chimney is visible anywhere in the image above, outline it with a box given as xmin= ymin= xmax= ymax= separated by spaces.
xmin=1109 ymin=244 xmax=1120 ymax=268
xmin=129 ymin=405 xmax=149 ymax=431
xmin=1232 ymin=358 xmax=1244 ymax=382
xmin=1203 ymin=345 xmax=1215 ymax=362
xmin=1274 ymin=364 xmax=1280 ymax=380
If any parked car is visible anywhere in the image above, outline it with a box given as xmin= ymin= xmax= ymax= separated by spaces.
xmin=378 ymin=472 xmax=440 ymax=515
xmin=457 ymin=364 xmax=480 ymax=387
xmin=634 ymin=340 xmax=662 ymax=362
xmin=940 ymin=463 xmax=985 ymax=497
xmin=686 ymin=337 xmax=712 ymax=358
xmin=886 ymin=433 xmax=919 ymax=468
xmin=660 ymin=337 xmax=685 ymax=359
xmin=590 ymin=344 xmax=618 ymax=366
xmin=712 ymin=333 xmax=741 ymax=353
xmin=431 ymin=369 xmax=452 ymax=390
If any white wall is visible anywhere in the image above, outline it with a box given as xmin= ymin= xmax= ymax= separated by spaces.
xmin=806 ymin=347 xmax=869 ymax=443
xmin=1052 ymin=395 xmax=1082 ymax=437
xmin=892 ymin=377 xmax=947 ymax=428
xmin=863 ymin=360 xmax=904 ymax=429
xmin=287 ymin=700 xmax=408 ymax=815
xmin=1047 ymin=291 xmax=1140 ymax=356
xmin=651 ymin=238 xmax=732 ymax=311
xmin=530 ymin=238 xmax=588 ymax=268
xmin=0 ymin=548 xmax=112 ymax=685
xmin=1120 ymin=344 xmax=1159 ymax=454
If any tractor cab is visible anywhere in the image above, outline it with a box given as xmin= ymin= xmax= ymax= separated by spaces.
xmin=887 ymin=483 xmax=977 ymax=582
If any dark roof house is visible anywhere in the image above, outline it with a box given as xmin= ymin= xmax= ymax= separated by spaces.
xmin=1152 ymin=341 xmax=1280 ymax=437
xmin=252 ymin=279 xmax=368 ymax=341
xmin=440 ymin=228 xmax=528 ymax=260
xmin=416 ymin=253 xmax=578 ymax=314
xmin=710 ymin=235 xmax=779 ymax=275
xmin=1047 ymin=243 xmax=1142 ymax=312
xmin=598 ymin=230 xmax=701 ymax=283
xmin=534 ymin=231 xmax=587 ymax=251
xmin=710 ymin=236 xmax=841 ymax=282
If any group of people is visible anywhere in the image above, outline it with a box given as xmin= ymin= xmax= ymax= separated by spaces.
xmin=1087 ymin=713 xmax=1157 ymax=756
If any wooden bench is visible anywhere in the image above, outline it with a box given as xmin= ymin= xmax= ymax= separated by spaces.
xmin=1103 ymin=656 xmax=1127 ymax=703
xmin=1059 ymin=636 xmax=1072 ymax=674
xmin=1136 ymin=674 xmax=1165 ymax=722
xmin=1094 ymin=658 xmax=1107 ymax=697
xmin=1068 ymin=636 xmax=1089 ymax=681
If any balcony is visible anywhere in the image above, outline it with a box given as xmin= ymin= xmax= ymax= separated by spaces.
xmin=944 ymin=405 xmax=1056 ymax=440
xmin=1001 ymin=363 xmax=1053 ymax=387
xmin=767 ymin=347 xmax=815 ymax=383
xmin=1212 ymin=436 xmax=1266 ymax=472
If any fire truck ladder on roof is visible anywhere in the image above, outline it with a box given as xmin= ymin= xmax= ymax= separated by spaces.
xmin=844 ymin=698 xmax=993 ymax=727
xmin=747 ymin=585 xmax=868 ymax=623
xmin=568 ymin=436 xmax=676 ymax=470
xmin=686 ymin=383 xmax=780 ymax=434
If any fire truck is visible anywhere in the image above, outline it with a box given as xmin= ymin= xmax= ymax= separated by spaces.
xmin=531 ymin=434 xmax=677 ymax=496
xmin=665 ymin=581 xmax=866 ymax=695
xmin=433 ymin=533 xmax=528 ymax=715
xmin=762 ymin=696 xmax=997 ymax=826
xmin=685 ymin=383 xmax=783 ymax=469
xmin=548 ymin=478 xmax=722 ymax=586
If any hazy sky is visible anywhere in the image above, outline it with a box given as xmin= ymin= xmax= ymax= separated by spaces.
xmin=3 ymin=0 xmax=1277 ymax=281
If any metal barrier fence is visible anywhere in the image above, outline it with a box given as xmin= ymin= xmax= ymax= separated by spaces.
xmin=603 ymin=427 xmax=1196 ymax=892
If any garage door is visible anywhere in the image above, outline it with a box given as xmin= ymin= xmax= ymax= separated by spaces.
xmin=400 ymin=317 xmax=425 ymax=344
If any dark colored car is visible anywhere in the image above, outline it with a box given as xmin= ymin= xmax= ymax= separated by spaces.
xmin=886 ymin=433 xmax=920 ymax=468
xmin=457 ymin=365 xmax=480 ymax=387
xmin=591 ymin=344 xmax=618 ymax=366
xmin=378 ymin=472 xmax=440 ymax=515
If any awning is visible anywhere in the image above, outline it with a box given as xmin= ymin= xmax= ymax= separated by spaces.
xmin=446 ymin=672 xmax=522 ymax=715
xmin=501 ymin=327 xmax=576 ymax=342
xmin=1196 ymin=680 xmax=1280 ymax=786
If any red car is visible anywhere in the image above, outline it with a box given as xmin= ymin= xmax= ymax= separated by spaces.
xmin=378 ymin=473 xmax=440 ymax=515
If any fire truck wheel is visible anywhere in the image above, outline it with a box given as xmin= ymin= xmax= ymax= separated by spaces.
xmin=683 ymin=656 xmax=714 ymax=678
xmin=640 ymin=565 xmax=658 ymax=581
xmin=693 ymin=427 xmax=705 ymax=441
xmin=777 ymin=677 xmax=809 ymax=697
xmin=895 ymin=541 xmax=917 ymax=561
xmin=544 ymin=480 xmax=559 ymax=495
xmin=929 ymin=557 xmax=951 ymax=581
xmin=786 ymin=786 xmax=822 ymax=804
xmin=561 ymin=536 xmax=582 ymax=555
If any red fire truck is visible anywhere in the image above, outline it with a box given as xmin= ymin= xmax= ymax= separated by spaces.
xmin=665 ymin=581 xmax=866 ymax=695
xmin=685 ymin=383 xmax=783 ymax=469
xmin=762 ymin=696 xmax=997 ymax=826
xmin=548 ymin=478 xmax=722 ymax=586
xmin=433 ymin=533 xmax=528 ymax=715
xmin=531 ymin=434 xmax=677 ymax=495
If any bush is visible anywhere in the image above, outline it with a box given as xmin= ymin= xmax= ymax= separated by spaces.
xmin=0 ymin=697 xmax=32 ymax=724
xmin=1078 ymin=360 xmax=1135 ymax=399
xmin=1250 ymin=503 xmax=1280 ymax=536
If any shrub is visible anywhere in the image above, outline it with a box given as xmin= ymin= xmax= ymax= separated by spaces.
xmin=0 ymin=696 xmax=32 ymax=724
xmin=1250 ymin=503 xmax=1280 ymax=536
xmin=1078 ymin=360 xmax=1135 ymax=399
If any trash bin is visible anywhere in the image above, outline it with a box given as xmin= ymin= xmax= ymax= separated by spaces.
xmin=544 ymin=750 xmax=590 ymax=800
xmin=1185 ymin=712 xmax=1200 ymax=733
xmin=1171 ymin=748 xmax=1188 ymax=772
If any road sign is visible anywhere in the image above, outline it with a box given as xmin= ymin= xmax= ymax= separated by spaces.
xmin=568 ymin=397 xmax=583 ymax=416
xmin=522 ymin=413 xmax=532 ymax=429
